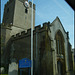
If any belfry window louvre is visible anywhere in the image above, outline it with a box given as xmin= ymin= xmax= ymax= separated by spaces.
xmin=25 ymin=8 xmax=28 ymax=13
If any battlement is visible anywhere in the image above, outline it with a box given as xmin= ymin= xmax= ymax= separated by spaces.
xmin=5 ymin=0 xmax=15 ymax=7
xmin=29 ymin=1 xmax=36 ymax=10
xmin=34 ymin=25 xmax=41 ymax=31
xmin=11 ymin=22 xmax=50 ymax=40
xmin=4 ymin=0 xmax=35 ymax=10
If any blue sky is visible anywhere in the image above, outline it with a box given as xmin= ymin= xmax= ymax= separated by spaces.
xmin=1 ymin=0 xmax=74 ymax=48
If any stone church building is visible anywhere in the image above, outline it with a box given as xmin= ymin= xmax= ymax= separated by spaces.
xmin=1 ymin=0 xmax=73 ymax=75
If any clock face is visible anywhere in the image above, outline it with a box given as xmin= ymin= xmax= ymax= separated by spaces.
xmin=18 ymin=0 xmax=29 ymax=8
xmin=24 ymin=1 xmax=29 ymax=8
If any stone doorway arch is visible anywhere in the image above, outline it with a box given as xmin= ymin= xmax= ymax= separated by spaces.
xmin=57 ymin=61 xmax=63 ymax=75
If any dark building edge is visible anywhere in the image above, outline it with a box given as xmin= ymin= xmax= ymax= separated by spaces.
xmin=0 ymin=0 xmax=1 ymax=69
xmin=65 ymin=0 xmax=74 ymax=10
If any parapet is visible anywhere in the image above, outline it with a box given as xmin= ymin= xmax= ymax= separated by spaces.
xmin=29 ymin=1 xmax=35 ymax=10
xmin=21 ymin=31 xmax=26 ymax=35
xmin=34 ymin=25 xmax=41 ymax=32
xmin=11 ymin=22 xmax=50 ymax=40
xmin=5 ymin=0 xmax=15 ymax=7
xmin=16 ymin=33 xmax=21 ymax=37
xmin=4 ymin=1 xmax=35 ymax=10
xmin=27 ymin=28 xmax=31 ymax=35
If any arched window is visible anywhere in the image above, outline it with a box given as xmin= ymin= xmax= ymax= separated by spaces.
xmin=55 ymin=30 xmax=64 ymax=55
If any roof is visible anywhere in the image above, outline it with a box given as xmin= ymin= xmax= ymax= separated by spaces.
xmin=51 ymin=16 xmax=67 ymax=34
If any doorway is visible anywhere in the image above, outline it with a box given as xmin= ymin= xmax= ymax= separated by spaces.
xmin=57 ymin=61 xmax=63 ymax=75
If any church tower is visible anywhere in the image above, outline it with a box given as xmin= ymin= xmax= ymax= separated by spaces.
xmin=2 ymin=0 xmax=35 ymax=35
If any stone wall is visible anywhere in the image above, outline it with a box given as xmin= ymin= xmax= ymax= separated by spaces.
xmin=49 ymin=16 xmax=69 ymax=75
xmin=6 ymin=23 xmax=53 ymax=75
xmin=1 ymin=24 xmax=12 ymax=65
xmin=3 ymin=0 xmax=15 ymax=24
xmin=1 ymin=24 xmax=12 ymax=45
xmin=13 ymin=0 xmax=35 ymax=30
xmin=1 ymin=17 xmax=72 ymax=75
xmin=3 ymin=0 xmax=35 ymax=33
xmin=68 ymin=42 xmax=73 ymax=70
xmin=8 ymin=62 xmax=18 ymax=75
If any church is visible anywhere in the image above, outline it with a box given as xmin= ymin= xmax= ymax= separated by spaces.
xmin=1 ymin=0 xmax=73 ymax=75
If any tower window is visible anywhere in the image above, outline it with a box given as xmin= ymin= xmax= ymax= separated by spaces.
xmin=7 ymin=8 xmax=9 ymax=13
xmin=25 ymin=8 xmax=28 ymax=13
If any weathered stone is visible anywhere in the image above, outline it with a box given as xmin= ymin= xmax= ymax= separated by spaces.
xmin=8 ymin=62 xmax=18 ymax=75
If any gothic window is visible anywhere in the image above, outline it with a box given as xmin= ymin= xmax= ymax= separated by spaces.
xmin=57 ymin=40 xmax=62 ymax=54
xmin=56 ymin=31 xmax=65 ymax=75
xmin=60 ymin=42 xmax=62 ymax=54
xmin=57 ymin=61 xmax=63 ymax=75
xmin=55 ymin=30 xmax=64 ymax=55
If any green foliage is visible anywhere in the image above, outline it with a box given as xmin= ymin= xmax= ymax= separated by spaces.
xmin=0 ymin=74 xmax=8 ymax=75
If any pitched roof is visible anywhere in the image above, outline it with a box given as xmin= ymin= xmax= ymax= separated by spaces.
xmin=51 ymin=16 xmax=67 ymax=33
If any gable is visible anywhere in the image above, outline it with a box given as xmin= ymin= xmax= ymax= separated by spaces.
xmin=51 ymin=17 xmax=66 ymax=33
xmin=49 ymin=17 xmax=67 ymax=41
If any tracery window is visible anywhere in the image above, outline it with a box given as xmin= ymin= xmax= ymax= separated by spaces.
xmin=55 ymin=30 xmax=64 ymax=55
xmin=57 ymin=40 xmax=62 ymax=54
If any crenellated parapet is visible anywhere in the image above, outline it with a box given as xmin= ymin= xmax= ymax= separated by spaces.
xmin=29 ymin=1 xmax=36 ymax=10
xmin=4 ymin=0 xmax=15 ymax=8
xmin=34 ymin=25 xmax=41 ymax=32
xmin=1 ymin=21 xmax=51 ymax=41
xmin=4 ymin=0 xmax=35 ymax=10
xmin=11 ymin=22 xmax=50 ymax=40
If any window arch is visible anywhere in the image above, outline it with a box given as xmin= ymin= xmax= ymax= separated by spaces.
xmin=55 ymin=30 xmax=64 ymax=55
